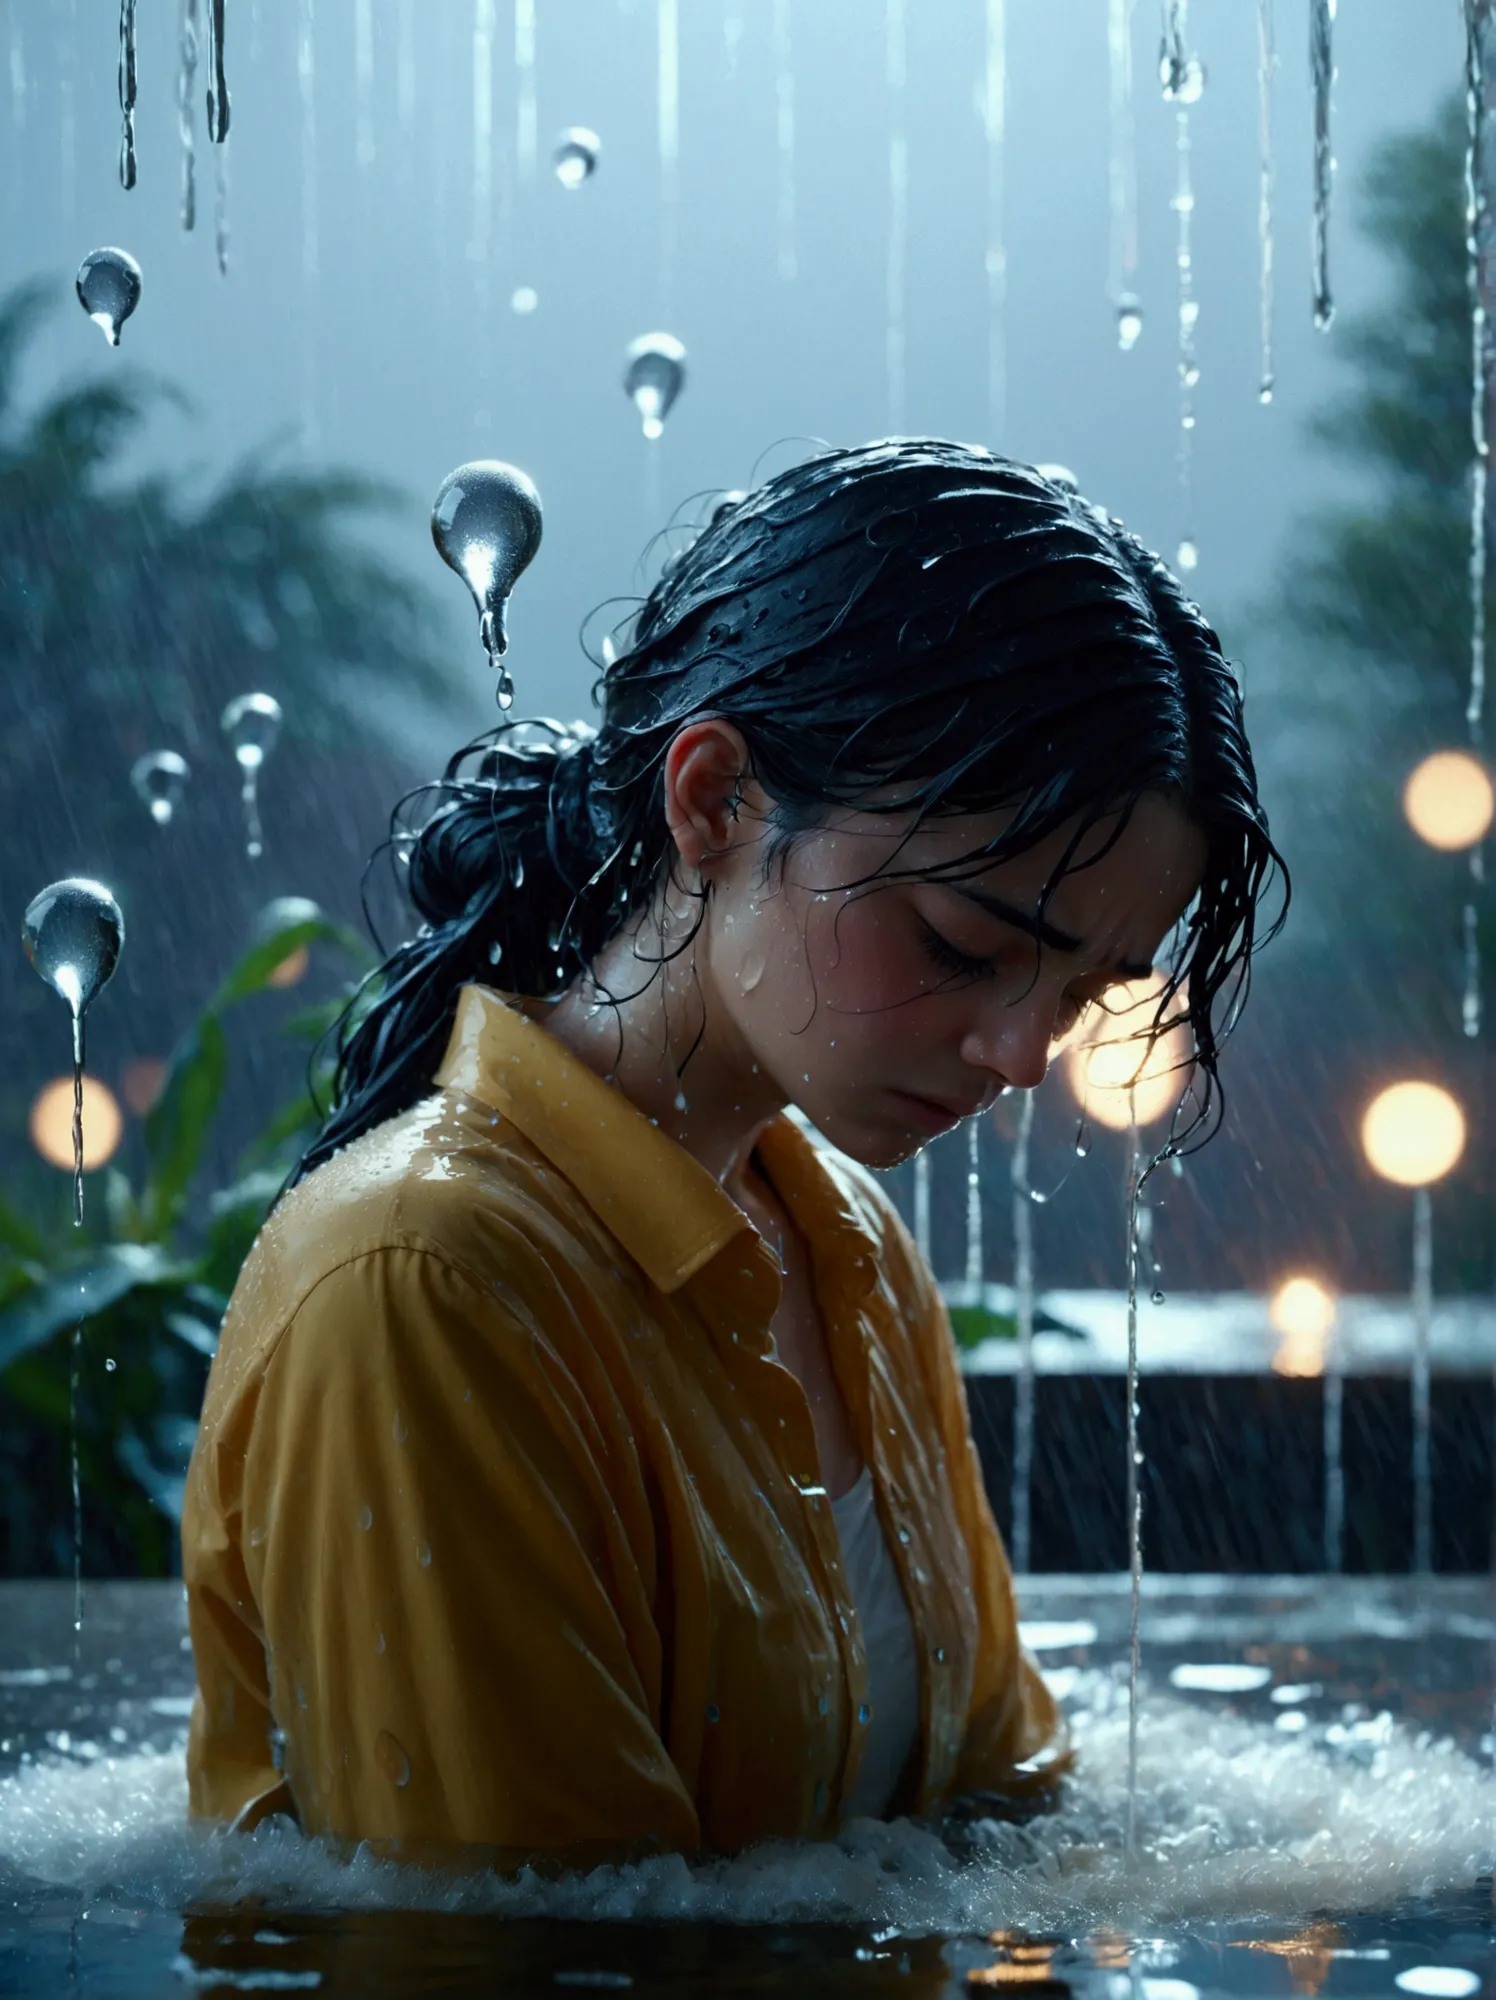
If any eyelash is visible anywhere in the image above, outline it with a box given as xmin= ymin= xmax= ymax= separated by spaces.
xmin=919 ymin=920 xmax=999 ymax=984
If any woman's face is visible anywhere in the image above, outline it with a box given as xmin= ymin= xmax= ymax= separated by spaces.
xmin=697 ymin=781 xmax=1207 ymax=1171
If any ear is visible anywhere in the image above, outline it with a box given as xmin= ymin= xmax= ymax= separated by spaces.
xmin=662 ymin=718 xmax=754 ymax=874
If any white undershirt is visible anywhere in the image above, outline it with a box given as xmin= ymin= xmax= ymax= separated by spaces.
xmin=829 ymin=1463 xmax=921 ymax=1821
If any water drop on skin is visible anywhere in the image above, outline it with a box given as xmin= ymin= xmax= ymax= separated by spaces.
xmin=622 ymin=332 xmax=687 ymax=441
xmin=220 ymin=693 xmax=282 ymax=859
xmin=75 ymin=248 xmax=142 ymax=347
xmin=21 ymin=878 xmax=125 ymax=1228
xmin=375 ymin=1728 xmax=411 ymax=1787
xmin=553 ymin=126 xmax=600 ymax=188
xmin=129 ymin=750 xmax=189 ymax=826
xmin=430 ymin=461 xmax=544 ymax=708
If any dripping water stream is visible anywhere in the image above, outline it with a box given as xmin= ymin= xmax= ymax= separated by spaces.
xmin=117 ymin=0 xmax=137 ymax=189
xmin=1124 ymin=1105 xmax=1145 ymax=1858
xmin=1310 ymin=0 xmax=1336 ymax=330
xmin=1257 ymin=0 xmax=1276 ymax=401
xmin=1009 ymin=1090 xmax=1037 ymax=1577
xmin=1412 ymin=1185 xmax=1434 ymax=1579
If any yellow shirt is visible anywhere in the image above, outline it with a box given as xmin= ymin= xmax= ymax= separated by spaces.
xmin=182 ymin=986 xmax=1062 ymax=1870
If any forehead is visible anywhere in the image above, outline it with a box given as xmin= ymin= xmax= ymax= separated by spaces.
xmin=819 ymin=794 xmax=1200 ymax=888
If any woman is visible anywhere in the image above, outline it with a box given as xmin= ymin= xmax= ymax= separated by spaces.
xmin=182 ymin=440 xmax=1283 ymax=1871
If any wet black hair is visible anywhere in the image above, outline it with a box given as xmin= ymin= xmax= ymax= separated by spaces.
xmin=291 ymin=438 xmax=1286 ymax=1188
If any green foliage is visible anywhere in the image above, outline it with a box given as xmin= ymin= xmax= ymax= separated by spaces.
xmin=944 ymin=1296 xmax=1080 ymax=1351
xmin=0 ymin=902 xmax=370 ymax=1572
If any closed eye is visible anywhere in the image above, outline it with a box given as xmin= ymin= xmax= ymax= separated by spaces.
xmin=918 ymin=919 xmax=1001 ymax=984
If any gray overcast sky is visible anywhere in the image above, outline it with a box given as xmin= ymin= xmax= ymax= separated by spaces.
xmin=0 ymin=0 xmax=1465 ymax=757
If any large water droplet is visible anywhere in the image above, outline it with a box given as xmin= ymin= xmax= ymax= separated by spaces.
xmin=1116 ymin=295 xmax=1144 ymax=351
xmin=221 ymin=693 xmax=283 ymax=859
xmin=75 ymin=248 xmax=142 ymax=347
xmin=375 ymin=1727 xmax=412 ymax=1787
xmin=710 ymin=489 xmax=746 ymax=524
xmin=1160 ymin=51 xmax=1205 ymax=103
xmin=430 ymin=460 xmax=544 ymax=708
xmin=22 ymin=879 xmax=125 ymax=1024
xmin=22 ymin=878 xmax=125 ymax=1227
xmin=623 ymin=332 xmax=687 ymax=441
xmin=130 ymin=750 xmax=189 ymax=826
xmin=553 ymin=125 xmax=600 ymax=189
xmin=1176 ymin=538 xmax=1199 ymax=572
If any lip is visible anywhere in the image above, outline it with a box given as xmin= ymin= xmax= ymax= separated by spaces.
xmin=890 ymin=1088 xmax=989 ymax=1132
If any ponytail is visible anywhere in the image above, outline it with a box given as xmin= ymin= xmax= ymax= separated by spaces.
xmin=290 ymin=721 xmax=615 ymax=1186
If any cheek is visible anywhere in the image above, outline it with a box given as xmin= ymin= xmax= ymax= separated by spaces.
xmin=800 ymin=896 xmax=951 ymax=1037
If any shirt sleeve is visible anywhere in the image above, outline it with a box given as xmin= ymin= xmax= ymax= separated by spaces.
xmin=210 ymin=1241 xmax=701 ymax=1869
xmin=899 ymin=1223 xmax=1069 ymax=1803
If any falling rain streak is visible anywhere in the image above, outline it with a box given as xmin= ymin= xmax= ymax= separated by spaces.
xmin=1257 ymin=0 xmax=1276 ymax=401
xmin=177 ymin=0 xmax=198 ymax=231
xmin=984 ymin=0 xmax=1006 ymax=439
xmin=964 ymin=1118 xmax=983 ymax=1294
xmin=205 ymin=0 xmax=229 ymax=143
xmin=885 ymin=0 xmax=908 ymax=430
xmin=658 ymin=0 xmax=680 ymax=312
xmin=1161 ymin=2 xmax=1202 ymax=574
xmin=1124 ymin=1110 xmax=1145 ymax=1856
xmin=213 ymin=124 xmax=229 ymax=274
xmin=1009 ymin=1090 xmax=1037 ymax=1577
xmin=1310 ymin=0 xmax=1335 ymax=330
xmin=1463 ymin=5 xmax=1492 ymax=1032
xmin=516 ymin=0 xmax=537 ymax=184
xmin=354 ymin=0 xmax=374 ymax=170
xmin=1108 ymin=0 xmax=1141 ymax=349
xmin=772 ymin=0 xmax=795 ymax=280
xmin=117 ymin=0 xmax=136 ymax=189
xmin=471 ymin=0 xmax=495 ymax=302
xmin=912 ymin=1147 xmax=932 ymax=1266
xmin=1411 ymin=1186 xmax=1434 ymax=1576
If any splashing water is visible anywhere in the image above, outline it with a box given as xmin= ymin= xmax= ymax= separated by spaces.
xmin=1108 ymin=0 xmax=1140 ymax=350
xmin=553 ymin=126 xmax=599 ymax=188
xmin=1009 ymin=1089 xmax=1037 ymax=1576
xmin=75 ymin=248 xmax=142 ymax=347
xmin=21 ymin=879 xmax=126 ymax=1228
xmin=205 ymin=0 xmax=230 ymax=142
xmin=430 ymin=461 xmax=544 ymax=708
xmin=772 ymin=0 xmax=796 ymax=281
xmin=221 ymin=693 xmax=283 ymax=858
xmin=3 ymin=1669 xmax=1492 ymax=1933
xmin=885 ymin=0 xmax=908 ymax=430
xmin=177 ymin=0 xmax=199 ymax=230
xmin=1257 ymin=0 xmax=1277 ymax=400
xmin=129 ymin=750 xmax=190 ymax=826
xmin=1411 ymin=1185 xmax=1434 ymax=1578
xmin=117 ymin=0 xmax=137 ymax=189
xmin=623 ymin=332 xmax=687 ymax=440
xmin=1310 ymin=0 xmax=1335 ymax=330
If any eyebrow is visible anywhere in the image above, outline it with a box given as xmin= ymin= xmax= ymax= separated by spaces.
xmin=950 ymin=885 xmax=1156 ymax=981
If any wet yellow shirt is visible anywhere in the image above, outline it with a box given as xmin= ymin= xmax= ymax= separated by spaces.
xmin=183 ymin=986 xmax=1061 ymax=1869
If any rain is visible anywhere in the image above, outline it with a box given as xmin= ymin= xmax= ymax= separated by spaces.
xmin=0 ymin=3 xmax=1494 ymax=1994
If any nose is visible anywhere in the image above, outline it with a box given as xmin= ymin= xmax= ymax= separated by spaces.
xmin=958 ymin=992 xmax=1055 ymax=1093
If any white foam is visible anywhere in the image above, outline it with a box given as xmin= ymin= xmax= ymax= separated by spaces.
xmin=0 ymin=1673 xmax=1490 ymax=1934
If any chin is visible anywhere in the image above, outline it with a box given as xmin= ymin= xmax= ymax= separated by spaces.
xmin=796 ymin=1102 xmax=923 ymax=1173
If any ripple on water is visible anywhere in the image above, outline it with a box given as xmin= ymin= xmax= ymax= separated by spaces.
xmin=0 ymin=1673 xmax=1491 ymax=1933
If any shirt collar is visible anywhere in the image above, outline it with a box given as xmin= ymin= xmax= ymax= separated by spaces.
xmin=435 ymin=985 xmax=756 ymax=1294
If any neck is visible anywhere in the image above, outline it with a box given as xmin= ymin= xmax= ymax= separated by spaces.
xmin=543 ymin=903 xmax=786 ymax=1198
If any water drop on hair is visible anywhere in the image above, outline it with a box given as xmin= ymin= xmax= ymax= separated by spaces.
xmin=553 ymin=126 xmax=600 ymax=188
xmin=512 ymin=854 xmax=525 ymax=889
xmin=75 ymin=247 xmax=142 ymax=346
xmin=129 ymin=750 xmax=189 ymax=826
xmin=623 ymin=332 xmax=687 ymax=440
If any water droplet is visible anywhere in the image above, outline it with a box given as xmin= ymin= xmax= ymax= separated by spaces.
xmin=357 ymin=1505 xmax=373 ymax=1531
xmin=934 ymin=1645 xmax=947 ymax=1663
xmin=1176 ymin=538 xmax=1199 ymax=572
xmin=129 ymin=750 xmax=189 ymax=826
xmin=416 ymin=1539 xmax=432 ymax=1567
xmin=375 ymin=1727 xmax=411 ymax=1787
xmin=510 ymin=284 xmax=538 ymax=315
xmin=1116 ymin=295 xmax=1144 ymax=350
xmin=248 ymin=1525 xmax=266 ymax=1548
xmin=817 ymin=1691 xmax=830 ymax=1716
xmin=23 ymin=879 xmax=125 ymax=1025
xmin=374 ymin=1626 xmax=386 ymax=1654
xmin=857 ymin=1701 xmax=872 ymax=1725
xmin=1151 ymin=1288 xmax=1166 ymax=1306
xmin=430 ymin=460 xmax=544 ymax=704
xmin=220 ymin=693 xmax=283 ymax=859
xmin=710 ymin=488 xmax=746 ymax=524
xmin=488 ymin=940 xmax=503 ymax=965
xmin=104 ymin=1356 xmax=116 ymax=1373
xmin=623 ymin=331 xmax=687 ymax=440
xmin=392 ymin=1412 xmax=409 ymax=1445
xmin=553 ymin=125 xmax=600 ymax=188
xmin=704 ymin=1702 xmax=720 ymax=1723
xmin=673 ymin=1089 xmax=688 ymax=1111
xmin=75 ymin=247 xmax=142 ymax=346
xmin=1160 ymin=51 xmax=1205 ymax=103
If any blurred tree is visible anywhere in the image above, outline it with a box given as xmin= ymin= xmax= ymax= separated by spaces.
xmin=1248 ymin=95 xmax=1494 ymax=1289
xmin=0 ymin=277 xmax=469 ymax=1226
